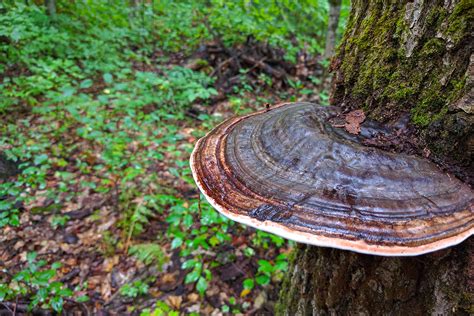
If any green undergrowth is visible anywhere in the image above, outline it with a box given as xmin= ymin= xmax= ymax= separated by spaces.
xmin=0 ymin=0 xmax=348 ymax=111
xmin=0 ymin=66 xmax=217 ymax=226
xmin=0 ymin=0 xmax=345 ymax=313
xmin=0 ymin=252 xmax=88 ymax=313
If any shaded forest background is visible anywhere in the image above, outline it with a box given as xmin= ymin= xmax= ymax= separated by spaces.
xmin=0 ymin=0 xmax=351 ymax=314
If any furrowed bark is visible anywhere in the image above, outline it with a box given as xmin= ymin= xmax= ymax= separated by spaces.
xmin=276 ymin=240 xmax=473 ymax=315
xmin=331 ymin=0 xmax=473 ymax=182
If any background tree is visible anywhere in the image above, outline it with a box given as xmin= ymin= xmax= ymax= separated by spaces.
xmin=277 ymin=0 xmax=473 ymax=314
xmin=45 ymin=0 xmax=56 ymax=17
xmin=323 ymin=0 xmax=342 ymax=58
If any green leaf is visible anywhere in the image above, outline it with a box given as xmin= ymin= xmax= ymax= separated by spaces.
xmin=275 ymin=260 xmax=288 ymax=271
xmin=62 ymin=86 xmax=76 ymax=97
xmin=34 ymin=154 xmax=48 ymax=165
xmin=196 ymin=277 xmax=207 ymax=295
xmin=243 ymin=278 xmax=254 ymax=290
xmin=255 ymin=274 xmax=270 ymax=286
xmin=48 ymin=281 xmax=63 ymax=292
xmin=14 ymin=269 xmax=30 ymax=281
xmin=27 ymin=252 xmax=37 ymax=264
xmin=181 ymin=259 xmax=195 ymax=269
xmin=171 ymin=237 xmax=183 ymax=249
xmin=129 ymin=243 xmax=165 ymax=266
xmin=57 ymin=288 xmax=73 ymax=297
xmin=183 ymin=214 xmax=193 ymax=228
xmin=10 ymin=27 xmax=22 ymax=41
xmin=34 ymin=269 xmax=55 ymax=284
xmin=50 ymin=296 xmax=64 ymax=312
xmin=97 ymin=95 xmax=109 ymax=104
xmin=76 ymin=295 xmax=89 ymax=302
xmin=103 ymin=73 xmax=113 ymax=84
xmin=257 ymin=260 xmax=273 ymax=274
xmin=0 ymin=284 xmax=12 ymax=301
xmin=222 ymin=304 xmax=230 ymax=313
xmin=184 ymin=270 xmax=200 ymax=284
xmin=36 ymin=287 xmax=48 ymax=302
xmin=80 ymin=79 xmax=93 ymax=89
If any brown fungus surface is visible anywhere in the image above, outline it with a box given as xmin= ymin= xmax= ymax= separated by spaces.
xmin=190 ymin=102 xmax=473 ymax=256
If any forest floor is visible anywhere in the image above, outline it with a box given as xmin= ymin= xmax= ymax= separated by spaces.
xmin=1 ymin=36 xmax=332 ymax=315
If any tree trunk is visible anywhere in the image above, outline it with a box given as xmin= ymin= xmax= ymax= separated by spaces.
xmin=330 ymin=0 xmax=473 ymax=183
xmin=277 ymin=1 xmax=473 ymax=314
xmin=45 ymin=0 xmax=56 ymax=17
xmin=276 ymin=240 xmax=473 ymax=315
xmin=323 ymin=0 xmax=342 ymax=59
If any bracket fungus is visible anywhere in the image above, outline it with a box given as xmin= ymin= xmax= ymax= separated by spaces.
xmin=190 ymin=102 xmax=473 ymax=256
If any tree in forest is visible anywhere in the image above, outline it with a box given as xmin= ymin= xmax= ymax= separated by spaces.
xmin=324 ymin=0 xmax=342 ymax=59
xmin=277 ymin=0 xmax=473 ymax=314
xmin=45 ymin=0 xmax=56 ymax=17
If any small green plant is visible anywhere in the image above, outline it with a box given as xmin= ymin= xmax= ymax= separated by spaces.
xmin=119 ymin=280 xmax=149 ymax=298
xmin=50 ymin=214 xmax=70 ymax=229
xmin=0 ymin=252 xmax=87 ymax=312
xmin=140 ymin=301 xmax=179 ymax=316
xmin=181 ymin=259 xmax=212 ymax=296
xmin=319 ymin=90 xmax=330 ymax=106
xmin=240 ymin=253 xmax=289 ymax=292
xmin=252 ymin=230 xmax=286 ymax=249
xmin=129 ymin=243 xmax=167 ymax=269
xmin=221 ymin=296 xmax=241 ymax=314
xmin=255 ymin=254 xmax=289 ymax=286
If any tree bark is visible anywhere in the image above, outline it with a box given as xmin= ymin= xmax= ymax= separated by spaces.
xmin=277 ymin=1 xmax=473 ymax=314
xmin=331 ymin=0 xmax=473 ymax=183
xmin=45 ymin=0 xmax=56 ymax=17
xmin=276 ymin=240 xmax=473 ymax=315
xmin=323 ymin=0 xmax=342 ymax=59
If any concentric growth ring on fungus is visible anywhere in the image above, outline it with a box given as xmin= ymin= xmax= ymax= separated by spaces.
xmin=190 ymin=102 xmax=473 ymax=256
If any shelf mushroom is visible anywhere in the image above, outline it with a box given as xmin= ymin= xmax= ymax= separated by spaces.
xmin=190 ymin=102 xmax=473 ymax=256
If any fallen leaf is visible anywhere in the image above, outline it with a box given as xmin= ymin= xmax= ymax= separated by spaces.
xmin=240 ymin=288 xmax=251 ymax=297
xmin=66 ymin=257 xmax=77 ymax=266
xmin=161 ymin=272 xmax=177 ymax=283
xmin=188 ymin=293 xmax=199 ymax=303
xmin=423 ymin=147 xmax=431 ymax=158
xmin=344 ymin=109 xmax=366 ymax=135
xmin=166 ymin=295 xmax=183 ymax=309
xmin=13 ymin=241 xmax=25 ymax=250
xmin=253 ymin=291 xmax=267 ymax=309
xmin=101 ymin=277 xmax=112 ymax=299
xmin=186 ymin=303 xmax=201 ymax=314
xmin=103 ymin=255 xmax=120 ymax=272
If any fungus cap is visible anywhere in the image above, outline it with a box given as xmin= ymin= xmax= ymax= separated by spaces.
xmin=190 ymin=102 xmax=473 ymax=256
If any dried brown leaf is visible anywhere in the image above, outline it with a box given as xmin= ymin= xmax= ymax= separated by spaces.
xmin=344 ymin=109 xmax=366 ymax=135
xmin=166 ymin=295 xmax=183 ymax=309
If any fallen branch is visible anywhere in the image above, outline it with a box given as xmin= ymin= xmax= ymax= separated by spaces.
xmin=240 ymin=55 xmax=286 ymax=79
xmin=58 ymin=267 xmax=80 ymax=283
xmin=210 ymin=50 xmax=246 ymax=78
